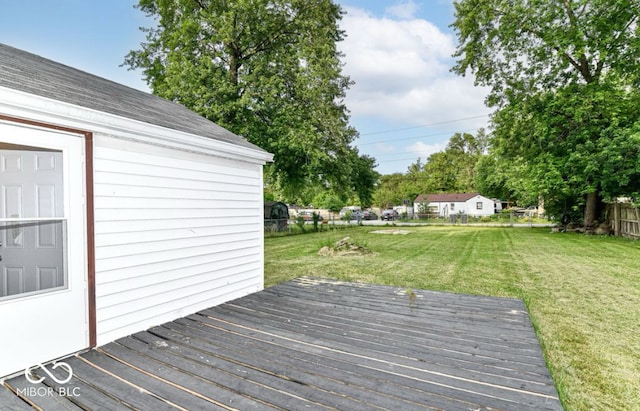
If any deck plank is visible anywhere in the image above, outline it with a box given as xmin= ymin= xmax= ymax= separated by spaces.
xmin=185 ymin=310 xmax=558 ymax=410
xmin=222 ymin=297 xmax=548 ymax=370
xmin=205 ymin=299 xmax=545 ymax=364
xmin=80 ymin=349 xmax=228 ymax=410
xmin=4 ymin=375 xmax=81 ymax=411
xmin=142 ymin=325 xmax=386 ymax=411
xmin=0 ymin=382 xmax=34 ymax=411
xmin=193 ymin=307 xmax=546 ymax=391
xmin=0 ymin=277 xmax=563 ymax=411
xmin=202 ymin=302 xmax=554 ymax=393
xmin=159 ymin=317 xmax=498 ymax=411
xmin=61 ymin=355 xmax=176 ymax=411
xmin=28 ymin=357 xmax=134 ymax=411
xmin=102 ymin=337 xmax=321 ymax=410
xmin=146 ymin=321 xmax=443 ymax=411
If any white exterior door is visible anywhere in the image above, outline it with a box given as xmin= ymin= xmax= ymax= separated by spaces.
xmin=0 ymin=123 xmax=88 ymax=377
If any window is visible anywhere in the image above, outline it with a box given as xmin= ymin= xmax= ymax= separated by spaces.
xmin=476 ymin=202 xmax=483 ymax=210
xmin=0 ymin=149 xmax=67 ymax=300
xmin=450 ymin=203 xmax=455 ymax=209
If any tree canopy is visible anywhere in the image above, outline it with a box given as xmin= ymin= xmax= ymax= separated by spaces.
xmin=452 ymin=0 xmax=640 ymax=105
xmin=452 ymin=0 xmax=640 ymax=225
xmin=372 ymin=130 xmax=488 ymax=208
xmin=125 ymin=0 xmax=376 ymax=202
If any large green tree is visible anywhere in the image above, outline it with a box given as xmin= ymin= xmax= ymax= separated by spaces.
xmin=372 ymin=130 xmax=489 ymax=207
xmin=372 ymin=173 xmax=411 ymax=209
xmin=452 ymin=0 xmax=640 ymax=226
xmin=348 ymin=151 xmax=379 ymax=207
xmin=125 ymin=0 xmax=371 ymax=200
xmin=422 ymin=130 xmax=488 ymax=193
xmin=486 ymin=83 xmax=640 ymax=220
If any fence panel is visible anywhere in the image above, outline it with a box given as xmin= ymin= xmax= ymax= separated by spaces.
xmin=610 ymin=203 xmax=640 ymax=239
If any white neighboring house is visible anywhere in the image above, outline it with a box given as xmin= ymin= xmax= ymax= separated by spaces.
xmin=0 ymin=43 xmax=273 ymax=378
xmin=414 ymin=193 xmax=496 ymax=217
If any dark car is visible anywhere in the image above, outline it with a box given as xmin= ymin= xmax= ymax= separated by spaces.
xmin=362 ymin=210 xmax=378 ymax=220
xmin=380 ymin=209 xmax=398 ymax=221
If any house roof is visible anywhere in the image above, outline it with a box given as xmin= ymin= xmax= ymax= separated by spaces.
xmin=414 ymin=193 xmax=480 ymax=203
xmin=0 ymin=43 xmax=266 ymax=153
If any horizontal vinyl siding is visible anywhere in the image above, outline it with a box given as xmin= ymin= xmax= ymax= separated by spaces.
xmin=93 ymin=145 xmax=265 ymax=346
xmin=97 ymin=274 xmax=260 ymax=344
xmin=465 ymin=197 xmax=495 ymax=216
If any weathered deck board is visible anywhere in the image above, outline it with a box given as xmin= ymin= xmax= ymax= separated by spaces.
xmin=3 ymin=376 xmax=80 ymax=411
xmin=62 ymin=355 xmax=175 ymax=411
xmin=0 ymin=383 xmax=33 ymax=411
xmin=0 ymin=277 xmax=563 ymax=410
xmin=147 ymin=321 xmax=434 ymax=411
xmin=208 ymin=301 xmax=552 ymax=389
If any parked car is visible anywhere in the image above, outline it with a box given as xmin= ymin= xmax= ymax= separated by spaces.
xmin=362 ymin=210 xmax=378 ymax=220
xmin=339 ymin=206 xmax=361 ymax=219
xmin=297 ymin=211 xmax=323 ymax=221
xmin=510 ymin=206 xmax=537 ymax=217
xmin=380 ymin=209 xmax=398 ymax=221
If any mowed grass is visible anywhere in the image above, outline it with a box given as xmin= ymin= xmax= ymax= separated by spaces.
xmin=264 ymin=226 xmax=640 ymax=411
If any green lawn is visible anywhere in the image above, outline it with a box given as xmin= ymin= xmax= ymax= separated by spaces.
xmin=264 ymin=226 xmax=640 ymax=411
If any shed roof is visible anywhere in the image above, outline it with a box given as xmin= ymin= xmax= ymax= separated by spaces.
xmin=415 ymin=193 xmax=480 ymax=203
xmin=264 ymin=201 xmax=289 ymax=219
xmin=0 ymin=43 xmax=265 ymax=153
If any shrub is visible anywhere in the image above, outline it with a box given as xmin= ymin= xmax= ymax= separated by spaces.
xmin=312 ymin=212 xmax=321 ymax=232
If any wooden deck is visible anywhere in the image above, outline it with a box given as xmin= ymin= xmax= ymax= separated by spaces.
xmin=2 ymin=277 xmax=562 ymax=410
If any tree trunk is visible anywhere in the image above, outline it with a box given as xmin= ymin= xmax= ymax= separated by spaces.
xmin=584 ymin=191 xmax=598 ymax=227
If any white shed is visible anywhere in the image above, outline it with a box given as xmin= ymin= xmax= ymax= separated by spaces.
xmin=0 ymin=44 xmax=273 ymax=377
xmin=414 ymin=193 xmax=495 ymax=217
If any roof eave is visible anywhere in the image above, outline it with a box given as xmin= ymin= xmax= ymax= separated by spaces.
xmin=0 ymin=86 xmax=273 ymax=164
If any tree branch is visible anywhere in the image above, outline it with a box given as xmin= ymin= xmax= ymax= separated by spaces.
xmin=526 ymin=26 xmax=584 ymax=75
xmin=561 ymin=0 xmax=594 ymax=82
xmin=193 ymin=0 xmax=207 ymax=9
xmin=561 ymin=0 xmax=579 ymax=26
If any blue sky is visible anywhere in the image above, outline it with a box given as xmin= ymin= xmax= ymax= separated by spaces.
xmin=0 ymin=0 xmax=490 ymax=175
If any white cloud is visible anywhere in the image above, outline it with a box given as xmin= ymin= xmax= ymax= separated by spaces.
xmin=339 ymin=7 xmax=491 ymax=129
xmin=406 ymin=141 xmax=447 ymax=160
xmin=385 ymin=1 xmax=420 ymax=20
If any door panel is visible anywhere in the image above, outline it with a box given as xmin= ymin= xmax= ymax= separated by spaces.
xmin=3 ymin=267 xmax=23 ymax=295
xmin=0 ymin=123 xmax=88 ymax=378
xmin=1 ymin=151 xmax=65 ymax=299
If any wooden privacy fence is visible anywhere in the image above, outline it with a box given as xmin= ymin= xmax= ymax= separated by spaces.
xmin=608 ymin=203 xmax=640 ymax=239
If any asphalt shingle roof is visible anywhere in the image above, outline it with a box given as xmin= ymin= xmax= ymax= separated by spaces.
xmin=0 ymin=43 xmax=265 ymax=153
xmin=414 ymin=193 xmax=480 ymax=203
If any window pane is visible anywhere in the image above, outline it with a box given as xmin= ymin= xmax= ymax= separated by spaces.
xmin=0 ymin=220 xmax=67 ymax=300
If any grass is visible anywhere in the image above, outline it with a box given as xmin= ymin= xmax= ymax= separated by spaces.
xmin=264 ymin=226 xmax=640 ymax=411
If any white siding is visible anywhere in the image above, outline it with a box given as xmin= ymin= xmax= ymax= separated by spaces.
xmin=464 ymin=195 xmax=495 ymax=217
xmin=414 ymin=196 xmax=496 ymax=217
xmin=93 ymin=141 xmax=265 ymax=345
